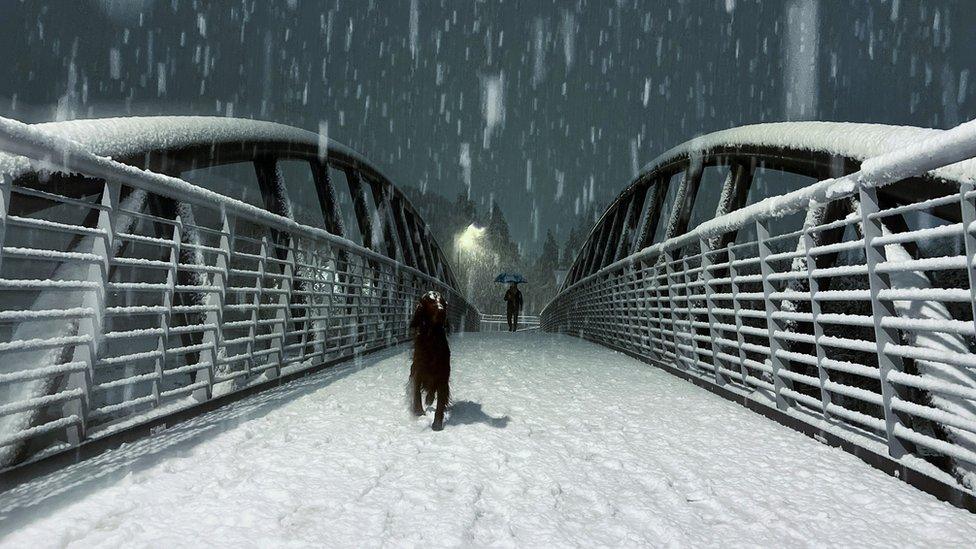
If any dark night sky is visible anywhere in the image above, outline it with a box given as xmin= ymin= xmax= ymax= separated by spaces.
xmin=2 ymin=0 xmax=974 ymax=253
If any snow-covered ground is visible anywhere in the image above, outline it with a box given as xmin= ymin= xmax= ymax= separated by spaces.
xmin=1 ymin=333 xmax=974 ymax=547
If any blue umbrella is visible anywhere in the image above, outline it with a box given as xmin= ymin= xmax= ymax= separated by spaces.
xmin=495 ymin=272 xmax=528 ymax=284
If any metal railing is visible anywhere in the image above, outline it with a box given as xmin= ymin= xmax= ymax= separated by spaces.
xmin=0 ymin=117 xmax=479 ymax=473
xmin=480 ymin=314 xmax=541 ymax=332
xmin=542 ymin=118 xmax=976 ymax=504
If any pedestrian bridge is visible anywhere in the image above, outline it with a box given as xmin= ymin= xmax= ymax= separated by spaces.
xmin=4 ymin=115 xmax=976 ymax=543
xmin=2 ymin=332 xmax=973 ymax=546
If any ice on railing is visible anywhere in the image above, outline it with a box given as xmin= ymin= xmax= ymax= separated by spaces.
xmin=30 ymin=116 xmax=363 ymax=173
xmin=885 ymin=239 xmax=976 ymax=487
xmin=643 ymin=121 xmax=976 ymax=186
xmin=548 ymin=116 xmax=976 ymax=497
xmin=0 ymin=261 xmax=87 ymax=467
xmin=0 ymin=190 xmax=148 ymax=467
xmin=0 ymin=115 xmax=478 ymax=472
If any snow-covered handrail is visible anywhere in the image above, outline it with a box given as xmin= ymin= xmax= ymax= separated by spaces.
xmin=0 ymin=116 xmax=480 ymax=477
xmin=543 ymin=117 xmax=976 ymax=508
xmin=0 ymin=116 xmax=414 ymax=275
xmin=565 ymin=118 xmax=976 ymax=294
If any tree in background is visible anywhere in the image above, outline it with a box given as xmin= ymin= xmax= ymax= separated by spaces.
xmin=526 ymin=230 xmax=560 ymax=313
xmin=486 ymin=200 xmax=521 ymax=270
xmin=561 ymin=202 xmax=604 ymax=270
xmin=401 ymin=188 xmax=524 ymax=314
xmin=400 ymin=187 xmax=608 ymax=315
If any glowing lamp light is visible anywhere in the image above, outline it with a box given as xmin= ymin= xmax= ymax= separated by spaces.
xmin=456 ymin=223 xmax=485 ymax=252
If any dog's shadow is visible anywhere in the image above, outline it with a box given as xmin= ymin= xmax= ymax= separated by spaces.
xmin=448 ymin=400 xmax=511 ymax=429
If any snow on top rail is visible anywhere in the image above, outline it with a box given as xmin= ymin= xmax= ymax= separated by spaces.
xmin=33 ymin=116 xmax=363 ymax=167
xmin=643 ymin=121 xmax=976 ymax=184
xmin=565 ymin=117 xmax=976 ymax=295
xmin=0 ymin=115 xmax=433 ymax=285
xmin=543 ymin=115 xmax=976 ymax=509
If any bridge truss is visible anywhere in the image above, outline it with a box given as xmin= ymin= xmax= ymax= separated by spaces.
xmin=544 ymin=119 xmax=976 ymax=510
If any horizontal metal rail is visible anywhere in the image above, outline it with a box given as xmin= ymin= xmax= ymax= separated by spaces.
xmin=542 ymin=117 xmax=976 ymax=508
xmin=0 ymin=117 xmax=479 ymax=474
xmin=480 ymin=314 xmax=541 ymax=332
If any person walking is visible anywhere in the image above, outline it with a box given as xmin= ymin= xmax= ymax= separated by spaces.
xmin=504 ymin=282 xmax=523 ymax=332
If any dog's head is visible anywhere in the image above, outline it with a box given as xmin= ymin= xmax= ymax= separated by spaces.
xmin=411 ymin=291 xmax=448 ymax=334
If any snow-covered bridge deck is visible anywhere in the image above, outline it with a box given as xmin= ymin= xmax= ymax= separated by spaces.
xmin=1 ymin=333 xmax=973 ymax=546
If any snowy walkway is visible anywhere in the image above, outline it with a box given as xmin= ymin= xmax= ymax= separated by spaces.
xmin=1 ymin=333 xmax=975 ymax=547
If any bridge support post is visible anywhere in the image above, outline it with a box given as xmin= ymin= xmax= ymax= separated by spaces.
xmin=639 ymin=259 xmax=654 ymax=357
xmin=959 ymin=183 xmax=976 ymax=346
xmin=65 ymin=180 xmax=120 ymax=444
xmin=648 ymin=258 xmax=668 ymax=362
xmin=757 ymin=217 xmax=794 ymax=411
xmin=200 ymin=212 xmax=232 ymax=398
xmin=0 ymin=174 xmax=10 ymax=275
xmin=726 ymin=244 xmax=752 ymax=385
xmin=269 ymin=234 xmax=298 ymax=379
xmin=801 ymin=216 xmax=833 ymax=421
xmin=153 ymin=216 xmax=180 ymax=406
xmin=663 ymin=250 xmax=686 ymax=371
xmin=680 ymin=253 xmax=705 ymax=374
xmin=858 ymin=185 xmax=914 ymax=459
xmin=700 ymin=237 xmax=727 ymax=386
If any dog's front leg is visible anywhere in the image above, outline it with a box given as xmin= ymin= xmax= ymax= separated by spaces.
xmin=411 ymin=375 xmax=425 ymax=416
xmin=431 ymin=385 xmax=447 ymax=431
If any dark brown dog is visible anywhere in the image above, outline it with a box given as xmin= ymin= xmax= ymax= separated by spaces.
xmin=409 ymin=291 xmax=451 ymax=431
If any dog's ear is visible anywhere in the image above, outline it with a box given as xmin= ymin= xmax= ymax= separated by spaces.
xmin=410 ymin=303 xmax=428 ymax=333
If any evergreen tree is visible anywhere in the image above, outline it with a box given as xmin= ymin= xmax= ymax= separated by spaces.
xmin=526 ymin=230 xmax=561 ymax=312
xmin=487 ymin=200 xmax=520 ymax=269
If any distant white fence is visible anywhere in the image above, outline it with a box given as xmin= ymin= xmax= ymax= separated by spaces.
xmin=0 ymin=117 xmax=479 ymax=475
xmin=480 ymin=314 xmax=541 ymax=332
xmin=543 ymin=118 xmax=976 ymax=508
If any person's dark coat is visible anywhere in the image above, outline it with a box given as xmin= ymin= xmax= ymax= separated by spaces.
xmin=504 ymin=286 xmax=523 ymax=313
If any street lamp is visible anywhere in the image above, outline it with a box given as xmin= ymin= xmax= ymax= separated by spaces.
xmin=455 ymin=223 xmax=485 ymax=266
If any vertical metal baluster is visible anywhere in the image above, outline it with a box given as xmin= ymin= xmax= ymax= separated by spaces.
xmin=389 ymin=265 xmax=399 ymax=343
xmin=859 ymin=185 xmax=913 ymax=459
xmin=609 ymin=272 xmax=617 ymax=345
xmin=64 ymin=180 xmax=120 ymax=445
xmin=383 ymin=265 xmax=391 ymax=341
xmin=652 ymin=259 xmax=668 ymax=361
xmin=802 ymin=221 xmax=833 ymax=420
xmin=325 ymin=250 xmax=339 ymax=356
xmin=627 ymin=265 xmax=636 ymax=349
xmin=959 ymin=183 xmax=976 ymax=342
xmin=727 ymin=244 xmax=751 ymax=385
xmin=153 ymin=216 xmax=181 ymax=406
xmin=700 ymin=237 xmax=726 ymax=386
xmin=295 ymin=247 xmax=312 ymax=367
xmin=664 ymin=250 xmax=685 ymax=370
xmin=353 ymin=260 xmax=365 ymax=349
xmin=269 ymin=235 xmax=297 ymax=379
xmin=200 ymin=212 xmax=232 ymax=397
xmin=245 ymin=236 xmax=269 ymax=378
xmin=639 ymin=260 xmax=653 ymax=355
xmin=0 ymin=174 xmax=11 ymax=274
xmin=681 ymin=253 xmax=704 ymax=374
xmin=627 ymin=261 xmax=639 ymax=351
xmin=757 ymin=217 xmax=792 ymax=411
xmin=616 ymin=268 xmax=624 ymax=347
xmin=604 ymin=275 xmax=612 ymax=343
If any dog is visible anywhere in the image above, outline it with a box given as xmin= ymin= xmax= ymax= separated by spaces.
xmin=408 ymin=291 xmax=451 ymax=431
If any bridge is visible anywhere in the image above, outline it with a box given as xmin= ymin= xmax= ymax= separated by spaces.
xmin=2 ymin=116 xmax=976 ymax=544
